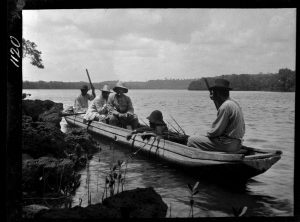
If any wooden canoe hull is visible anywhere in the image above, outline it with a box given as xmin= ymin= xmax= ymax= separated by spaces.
xmin=65 ymin=115 xmax=282 ymax=180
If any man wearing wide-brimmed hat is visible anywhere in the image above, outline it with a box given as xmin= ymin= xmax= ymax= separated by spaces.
xmin=84 ymin=85 xmax=112 ymax=122
xmin=187 ymin=79 xmax=245 ymax=153
xmin=74 ymin=84 xmax=96 ymax=112
xmin=107 ymin=81 xmax=139 ymax=129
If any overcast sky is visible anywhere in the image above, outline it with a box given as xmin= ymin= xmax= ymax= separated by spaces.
xmin=23 ymin=8 xmax=296 ymax=82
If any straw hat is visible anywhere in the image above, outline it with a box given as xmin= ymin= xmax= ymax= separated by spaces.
xmin=209 ymin=79 xmax=233 ymax=90
xmin=113 ymin=81 xmax=128 ymax=93
xmin=147 ymin=110 xmax=165 ymax=125
xmin=100 ymin=85 xmax=112 ymax=93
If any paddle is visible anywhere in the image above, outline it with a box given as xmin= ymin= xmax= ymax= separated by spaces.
xmin=203 ymin=78 xmax=218 ymax=110
xmin=86 ymin=69 xmax=96 ymax=98
xmin=86 ymin=69 xmax=94 ymax=90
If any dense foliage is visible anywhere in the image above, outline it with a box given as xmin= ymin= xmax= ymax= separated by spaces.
xmin=188 ymin=69 xmax=295 ymax=92
xmin=23 ymin=69 xmax=295 ymax=92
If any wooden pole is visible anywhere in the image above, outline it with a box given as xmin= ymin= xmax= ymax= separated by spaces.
xmin=86 ymin=69 xmax=95 ymax=91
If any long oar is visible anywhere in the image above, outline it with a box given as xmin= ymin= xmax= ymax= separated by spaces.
xmin=203 ymin=78 xmax=217 ymax=110
xmin=169 ymin=114 xmax=186 ymax=135
xmin=86 ymin=69 xmax=95 ymax=91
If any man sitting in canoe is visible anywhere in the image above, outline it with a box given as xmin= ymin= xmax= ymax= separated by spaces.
xmin=107 ymin=81 xmax=139 ymax=130
xmin=187 ymin=79 xmax=245 ymax=153
xmin=83 ymin=85 xmax=112 ymax=123
xmin=74 ymin=84 xmax=96 ymax=112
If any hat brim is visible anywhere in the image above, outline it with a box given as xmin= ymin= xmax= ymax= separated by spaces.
xmin=209 ymin=86 xmax=232 ymax=90
xmin=101 ymin=89 xmax=112 ymax=93
xmin=113 ymin=87 xmax=128 ymax=93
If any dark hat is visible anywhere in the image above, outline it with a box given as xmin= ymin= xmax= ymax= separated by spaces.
xmin=147 ymin=110 xmax=164 ymax=125
xmin=100 ymin=85 xmax=112 ymax=93
xmin=209 ymin=79 xmax=232 ymax=90
xmin=113 ymin=81 xmax=128 ymax=93
xmin=81 ymin=85 xmax=89 ymax=90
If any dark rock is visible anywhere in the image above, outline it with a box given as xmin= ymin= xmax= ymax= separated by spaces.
xmin=102 ymin=187 xmax=168 ymax=218
xmin=22 ymin=157 xmax=80 ymax=195
xmin=22 ymin=119 xmax=69 ymax=158
xmin=64 ymin=128 xmax=99 ymax=156
xmin=22 ymin=99 xmax=63 ymax=128
xmin=22 ymin=204 xmax=49 ymax=218
xmin=22 ymin=116 xmax=99 ymax=170
xmin=38 ymin=103 xmax=63 ymax=128
xmin=36 ymin=187 xmax=167 ymax=219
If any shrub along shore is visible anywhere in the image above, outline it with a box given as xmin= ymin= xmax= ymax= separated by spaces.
xmin=21 ymin=96 xmax=167 ymax=219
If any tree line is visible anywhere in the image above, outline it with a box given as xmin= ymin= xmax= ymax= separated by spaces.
xmin=23 ymin=68 xmax=295 ymax=92
xmin=22 ymin=79 xmax=195 ymax=90
xmin=188 ymin=68 xmax=295 ymax=92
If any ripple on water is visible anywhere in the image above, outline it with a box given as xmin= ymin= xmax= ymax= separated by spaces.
xmin=245 ymin=138 xmax=268 ymax=143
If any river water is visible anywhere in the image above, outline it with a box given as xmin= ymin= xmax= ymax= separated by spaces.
xmin=23 ymin=89 xmax=294 ymax=217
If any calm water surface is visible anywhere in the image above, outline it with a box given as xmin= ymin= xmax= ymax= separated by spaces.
xmin=23 ymin=89 xmax=294 ymax=217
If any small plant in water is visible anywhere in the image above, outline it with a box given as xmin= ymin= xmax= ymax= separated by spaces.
xmin=101 ymin=135 xmax=151 ymax=202
xmin=102 ymin=159 xmax=127 ymax=201
xmin=187 ymin=181 xmax=199 ymax=218
xmin=232 ymin=206 xmax=248 ymax=217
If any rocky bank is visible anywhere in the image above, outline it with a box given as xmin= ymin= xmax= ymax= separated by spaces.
xmin=22 ymin=99 xmax=99 ymax=204
xmin=22 ymin=98 xmax=168 ymax=218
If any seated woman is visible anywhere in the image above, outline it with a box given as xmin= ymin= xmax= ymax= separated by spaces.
xmin=83 ymin=85 xmax=111 ymax=123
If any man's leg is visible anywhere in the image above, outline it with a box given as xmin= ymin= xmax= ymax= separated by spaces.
xmin=124 ymin=114 xmax=139 ymax=130
xmin=108 ymin=115 xmax=120 ymax=126
xmin=187 ymin=136 xmax=241 ymax=152
xmin=187 ymin=135 xmax=218 ymax=151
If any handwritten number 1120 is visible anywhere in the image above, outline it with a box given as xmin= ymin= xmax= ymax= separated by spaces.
xmin=10 ymin=36 xmax=20 ymax=68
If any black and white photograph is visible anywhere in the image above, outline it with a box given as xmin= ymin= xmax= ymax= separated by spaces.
xmin=6 ymin=2 xmax=297 ymax=220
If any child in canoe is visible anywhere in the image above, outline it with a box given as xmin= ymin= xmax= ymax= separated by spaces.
xmin=126 ymin=110 xmax=189 ymax=145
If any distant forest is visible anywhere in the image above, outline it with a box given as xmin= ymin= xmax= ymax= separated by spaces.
xmin=23 ymin=68 xmax=295 ymax=92
xmin=22 ymin=79 xmax=194 ymax=90
xmin=188 ymin=68 xmax=295 ymax=92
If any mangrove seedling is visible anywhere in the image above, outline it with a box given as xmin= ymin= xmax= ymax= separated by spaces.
xmin=232 ymin=206 xmax=248 ymax=217
xmin=187 ymin=181 xmax=199 ymax=218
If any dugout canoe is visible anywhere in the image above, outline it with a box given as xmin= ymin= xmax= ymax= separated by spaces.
xmin=64 ymin=114 xmax=282 ymax=181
